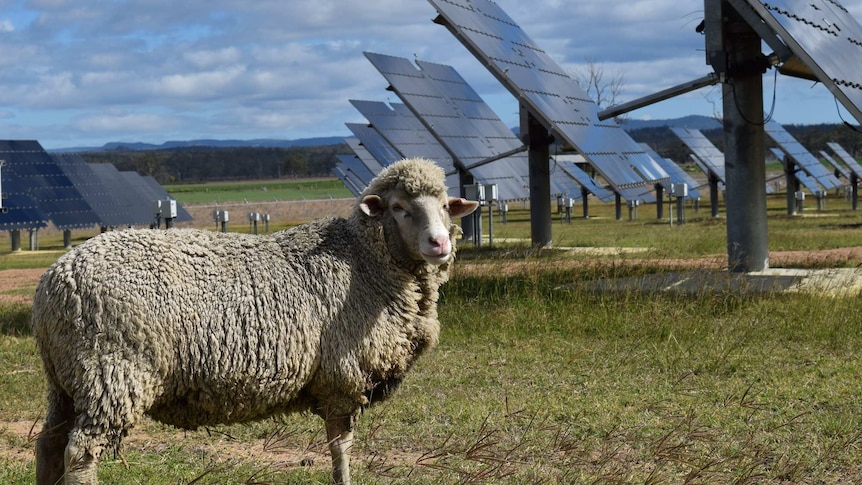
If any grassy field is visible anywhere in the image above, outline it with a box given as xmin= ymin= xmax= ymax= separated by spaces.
xmin=164 ymin=178 xmax=352 ymax=204
xmin=1 ymin=184 xmax=862 ymax=483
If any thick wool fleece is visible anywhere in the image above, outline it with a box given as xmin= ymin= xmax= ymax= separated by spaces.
xmin=31 ymin=160 xmax=455 ymax=456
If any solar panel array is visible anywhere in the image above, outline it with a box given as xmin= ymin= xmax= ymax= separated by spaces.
xmin=551 ymin=155 xmax=615 ymax=202
xmin=426 ymin=0 xmax=669 ymax=192
xmin=51 ymin=154 xmax=132 ymax=228
xmin=764 ymin=121 xmax=842 ymax=190
xmin=333 ymin=154 xmax=372 ymax=197
xmin=364 ymin=52 xmax=590 ymax=201
xmin=742 ymin=0 xmax=862 ymax=124
xmin=344 ymin=138 xmax=385 ymax=175
xmin=826 ymin=142 xmax=862 ymax=179
xmin=345 ymin=123 xmax=404 ymax=167
xmin=670 ymin=128 xmax=727 ymax=183
xmin=0 ymin=140 xmax=98 ymax=231
xmin=348 ymin=100 xmax=461 ymax=196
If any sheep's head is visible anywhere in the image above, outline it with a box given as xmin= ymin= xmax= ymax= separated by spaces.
xmin=358 ymin=159 xmax=479 ymax=266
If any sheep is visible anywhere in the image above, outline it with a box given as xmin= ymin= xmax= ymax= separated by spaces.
xmin=30 ymin=158 xmax=479 ymax=485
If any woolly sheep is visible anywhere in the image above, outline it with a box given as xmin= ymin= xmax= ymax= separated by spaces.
xmin=31 ymin=158 xmax=479 ymax=485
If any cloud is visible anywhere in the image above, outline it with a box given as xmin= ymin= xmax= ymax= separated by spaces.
xmin=0 ymin=0 xmax=859 ymax=149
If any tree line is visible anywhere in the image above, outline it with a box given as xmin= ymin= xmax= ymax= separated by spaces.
xmin=79 ymin=144 xmax=352 ymax=184
xmin=76 ymin=123 xmax=862 ymax=184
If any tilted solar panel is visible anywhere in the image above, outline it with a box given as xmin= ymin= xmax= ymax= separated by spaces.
xmin=770 ymin=147 xmax=822 ymax=192
xmin=365 ymin=52 xmax=583 ymax=200
xmin=52 ymin=154 xmax=131 ymax=228
xmin=742 ymin=0 xmax=862 ymax=124
xmin=426 ymin=0 xmax=669 ymax=190
xmin=344 ymin=138 xmax=385 ymax=176
xmin=819 ymin=150 xmax=850 ymax=180
xmin=639 ymin=144 xmax=702 ymax=199
xmin=345 ymin=123 xmax=404 ymax=167
xmin=826 ymin=142 xmax=862 ymax=178
xmin=0 ymin=140 xmax=98 ymax=230
xmin=763 ymin=121 xmax=842 ymax=190
xmin=671 ymin=128 xmax=727 ymax=183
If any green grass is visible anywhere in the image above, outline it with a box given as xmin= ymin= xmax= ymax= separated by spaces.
xmin=164 ymin=178 xmax=352 ymax=204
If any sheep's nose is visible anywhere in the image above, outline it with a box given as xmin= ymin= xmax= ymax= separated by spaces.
xmin=429 ymin=235 xmax=448 ymax=249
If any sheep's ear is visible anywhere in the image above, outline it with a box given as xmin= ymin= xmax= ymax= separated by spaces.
xmin=448 ymin=197 xmax=480 ymax=217
xmin=360 ymin=195 xmax=385 ymax=217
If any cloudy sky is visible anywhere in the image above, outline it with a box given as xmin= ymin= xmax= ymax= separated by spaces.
xmin=1 ymin=0 xmax=861 ymax=149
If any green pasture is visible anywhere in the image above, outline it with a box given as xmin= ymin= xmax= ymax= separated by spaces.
xmin=163 ymin=178 xmax=352 ymax=204
xmin=1 ymin=187 xmax=862 ymax=482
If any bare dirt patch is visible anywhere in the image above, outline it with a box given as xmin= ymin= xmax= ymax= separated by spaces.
xmin=0 ymin=269 xmax=45 ymax=305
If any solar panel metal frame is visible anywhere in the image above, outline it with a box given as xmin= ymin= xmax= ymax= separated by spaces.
xmin=826 ymin=142 xmax=862 ymax=179
xmin=763 ymin=121 xmax=842 ymax=190
xmin=740 ymin=0 xmax=862 ymax=125
xmin=426 ymin=0 xmax=669 ymax=190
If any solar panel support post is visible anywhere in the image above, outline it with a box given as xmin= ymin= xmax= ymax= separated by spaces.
xmin=581 ymin=186 xmax=590 ymax=219
xmin=10 ymin=230 xmax=20 ymax=252
xmin=521 ymin=109 xmax=552 ymax=248
xmin=711 ymin=0 xmax=769 ymax=272
xmin=63 ymin=230 xmax=72 ymax=249
xmin=29 ymin=229 xmax=39 ymax=251
xmin=708 ymin=173 xmax=720 ymax=218
xmin=459 ymin=170 xmax=476 ymax=243
xmin=614 ymin=193 xmax=622 ymax=221
xmin=655 ymin=185 xmax=664 ymax=219
xmin=852 ymin=174 xmax=859 ymax=211
xmin=782 ymin=155 xmax=799 ymax=215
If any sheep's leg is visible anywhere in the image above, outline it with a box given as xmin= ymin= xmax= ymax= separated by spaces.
xmin=36 ymin=386 xmax=76 ymax=485
xmin=63 ymin=415 xmax=106 ymax=485
xmin=325 ymin=415 xmax=353 ymax=485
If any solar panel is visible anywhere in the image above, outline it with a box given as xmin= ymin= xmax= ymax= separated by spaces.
xmin=333 ymin=156 xmax=370 ymax=197
xmin=52 ymin=154 xmax=131 ymax=228
xmin=763 ymin=121 xmax=842 ymax=190
xmin=87 ymin=163 xmax=154 ymax=226
xmin=344 ymin=138 xmax=385 ymax=175
xmin=551 ymin=155 xmax=615 ymax=202
xmin=770 ymin=147 xmax=822 ymax=192
xmin=671 ymin=128 xmax=728 ymax=183
xmin=350 ymin=100 xmax=457 ymax=172
xmin=345 ymin=123 xmax=404 ymax=166
xmin=826 ymin=142 xmax=862 ymax=179
xmin=639 ymin=144 xmax=703 ymax=199
xmin=0 ymin=140 xmax=99 ymax=230
xmin=741 ymin=0 xmax=862 ymax=124
xmin=427 ymin=0 xmax=669 ymax=191
xmin=819 ymin=150 xmax=850 ymax=180
xmin=364 ymin=52 xmax=585 ymax=200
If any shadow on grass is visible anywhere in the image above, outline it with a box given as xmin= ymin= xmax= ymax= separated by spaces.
xmin=0 ymin=303 xmax=32 ymax=336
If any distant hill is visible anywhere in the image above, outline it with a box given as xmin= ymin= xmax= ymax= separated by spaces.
xmin=51 ymin=136 xmax=347 ymax=153
xmin=620 ymin=115 xmax=721 ymax=131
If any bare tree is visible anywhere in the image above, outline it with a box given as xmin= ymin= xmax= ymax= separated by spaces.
xmin=570 ymin=60 xmax=626 ymax=110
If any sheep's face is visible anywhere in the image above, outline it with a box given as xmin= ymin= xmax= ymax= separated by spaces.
xmin=361 ymin=192 xmax=478 ymax=265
